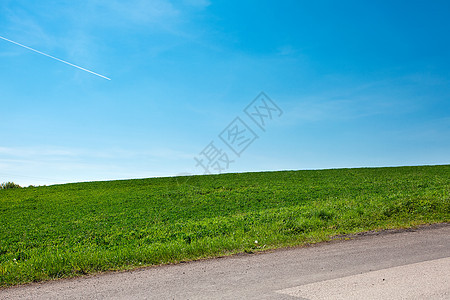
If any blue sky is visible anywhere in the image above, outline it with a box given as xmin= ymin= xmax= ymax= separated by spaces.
xmin=1 ymin=0 xmax=449 ymax=186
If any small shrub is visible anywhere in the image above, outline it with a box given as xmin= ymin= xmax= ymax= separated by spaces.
xmin=0 ymin=182 xmax=21 ymax=190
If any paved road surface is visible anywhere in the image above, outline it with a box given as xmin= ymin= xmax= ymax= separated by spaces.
xmin=1 ymin=223 xmax=449 ymax=299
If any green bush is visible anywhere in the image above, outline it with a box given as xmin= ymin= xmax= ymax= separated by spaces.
xmin=0 ymin=182 xmax=21 ymax=190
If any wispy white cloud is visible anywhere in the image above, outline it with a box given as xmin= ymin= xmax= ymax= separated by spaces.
xmin=0 ymin=145 xmax=194 ymax=160
xmin=0 ymin=3 xmax=57 ymax=48
xmin=276 ymin=45 xmax=297 ymax=56
xmin=182 ymin=0 xmax=211 ymax=9
xmin=0 ymin=146 xmax=79 ymax=157
xmin=0 ymin=145 xmax=196 ymax=186
xmin=284 ymin=74 xmax=436 ymax=124
xmin=287 ymin=94 xmax=401 ymax=123
xmin=0 ymin=0 xmax=196 ymax=77
xmin=88 ymin=0 xmax=180 ymax=27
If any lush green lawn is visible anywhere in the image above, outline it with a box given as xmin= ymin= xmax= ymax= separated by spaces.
xmin=0 ymin=165 xmax=449 ymax=286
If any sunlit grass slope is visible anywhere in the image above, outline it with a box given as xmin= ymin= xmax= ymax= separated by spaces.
xmin=1 ymin=165 xmax=449 ymax=286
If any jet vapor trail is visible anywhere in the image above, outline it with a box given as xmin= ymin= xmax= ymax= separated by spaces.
xmin=0 ymin=35 xmax=111 ymax=80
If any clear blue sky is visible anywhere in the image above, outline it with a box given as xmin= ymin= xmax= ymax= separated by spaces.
xmin=1 ymin=0 xmax=449 ymax=186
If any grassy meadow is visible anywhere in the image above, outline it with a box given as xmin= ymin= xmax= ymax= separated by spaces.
xmin=0 ymin=165 xmax=449 ymax=286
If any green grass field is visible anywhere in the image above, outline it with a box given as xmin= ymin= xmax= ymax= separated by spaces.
xmin=0 ymin=165 xmax=449 ymax=286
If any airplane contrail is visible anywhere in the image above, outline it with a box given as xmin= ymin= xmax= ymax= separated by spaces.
xmin=0 ymin=35 xmax=111 ymax=80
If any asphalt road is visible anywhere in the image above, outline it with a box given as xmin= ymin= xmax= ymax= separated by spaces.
xmin=1 ymin=223 xmax=449 ymax=299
